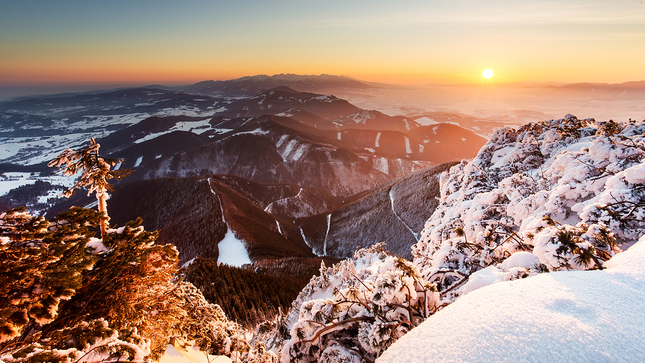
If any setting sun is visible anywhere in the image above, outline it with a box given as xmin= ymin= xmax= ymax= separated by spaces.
xmin=482 ymin=69 xmax=494 ymax=79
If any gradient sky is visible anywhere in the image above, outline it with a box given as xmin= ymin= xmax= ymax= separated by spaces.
xmin=1 ymin=0 xmax=645 ymax=88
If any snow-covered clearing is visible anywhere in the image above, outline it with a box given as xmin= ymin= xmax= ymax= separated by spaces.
xmin=133 ymin=156 xmax=143 ymax=167
xmin=134 ymin=119 xmax=214 ymax=144
xmin=280 ymin=139 xmax=298 ymax=162
xmin=414 ymin=116 xmax=440 ymax=126
xmin=0 ymin=172 xmax=39 ymax=195
xmin=232 ymin=128 xmax=270 ymax=137
xmin=207 ymin=178 xmax=252 ymax=267
xmin=0 ymin=172 xmax=76 ymax=196
xmin=0 ymin=143 xmax=22 ymax=159
xmin=276 ymin=134 xmax=289 ymax=149
xmin=36 ymin=189 xmax=62 ymax=204
xmin=154 ymin=105 xmax=220 ymax=118
xmin=373 ymin=157 xmax=389 ymax=175
xmin=404 ymin=136 xmax=412 ymax=154
xmin=375 ymin=132 xmax=382 ymax=148
xmin=217 ymin=229 xmax=252 ymax=267
xmin=379 ymin=236 xmax=645 ymax=363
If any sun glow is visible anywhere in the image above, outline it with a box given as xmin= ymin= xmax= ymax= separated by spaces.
xmin=482 ymin=69 xmax=494 ymax=79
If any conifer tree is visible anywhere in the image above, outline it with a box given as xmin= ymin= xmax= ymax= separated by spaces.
xmin=0 ymin=208 xmax=253 ymax=362
xmin=2 ymin=138 xmax=252 ymax=362
xmin=48 ymin=138 xmax=130 ymax=238
xmin=0 ymin=207 xmax=101 ymax=345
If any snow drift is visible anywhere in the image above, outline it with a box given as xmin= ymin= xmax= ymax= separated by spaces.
xmin=378 ymin=234 xmax=645 ymax=363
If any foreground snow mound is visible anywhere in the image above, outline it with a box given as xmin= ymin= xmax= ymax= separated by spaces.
xmin=378 ymin=236 xmax=645 ymax=363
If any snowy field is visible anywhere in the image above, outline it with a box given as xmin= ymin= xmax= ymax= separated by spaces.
xmin=217 ymin=228 xmax=252 ymax=267
xmin=0 ymin=172 xmax=76 ymax=196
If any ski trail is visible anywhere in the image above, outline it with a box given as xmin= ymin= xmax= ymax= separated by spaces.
xmin=276 ymin=220 xmax=283 ymax=235
xmin=375 ymin=132 xmax=382 ymax=148
xmin=300 ymin=226 xmax=324 ymax=257
xmin=389 ymin=188 xmax=418 ymax=240
xmin=208 ymin=178 xmax=226 ymax=224
xmin=299 ymin=226 xmax=311 ymax=248
xmin=323 ymin=213 xmax=331 ymax=257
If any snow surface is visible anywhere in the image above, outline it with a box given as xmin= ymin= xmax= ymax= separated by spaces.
xmin=36 ymin=189 xmax=62 ymax=204
xmin=414 ymin=117 xmax=440 ymax=126
xmin=133 ymin=156 xmax=143 ymax=167
xmin=299 ymin=226 xmax=313 ymax=250
xmin=378 ymin=237 xmax=645 ymax=363
xmin=323 ymin=213 xmax=331 ymax=257
xmin=276 ymin=220 xmax=283 ymax=235
xmin=133 ymin=119 xmax=214 ymax=144
xmin=0 ymin=172 xmax=76 ymax=196
xmin=404 ymin=136 xmax=412 ymax=154
xmin=160 ymin=345 xmax=231 ymax=363
xmin=207 ymin=178 xmax=252 ymax=267
xmin=217 ymin=229 xmax=252 ymax=267
xmin=0 ymin=172 xmax=38 ymax=195
xmin=373 ymin=157 xmax=389 ymax=175
xmin=280 ymin=139 xmax=298 ymax=162
xmin=0 ymin=114 xmax=147 ymax=165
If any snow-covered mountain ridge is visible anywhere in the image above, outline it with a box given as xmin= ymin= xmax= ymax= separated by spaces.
xmin=413 ymin=115 xmax=645 ymax=289
xmin=279 ymin=115 xmax=645 ymax=362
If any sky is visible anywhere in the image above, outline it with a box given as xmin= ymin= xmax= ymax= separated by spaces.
xmin=1 ymin=0 xmax=645 ymax=91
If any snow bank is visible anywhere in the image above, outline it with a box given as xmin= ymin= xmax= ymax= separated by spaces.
xmin=207 ymin=178 xmax=252 ymax=267
xmin=378 ymin=237 xmax=645 ymax=363
xmin=160 ymin=345 xmax=232 ymax=363
xmin=217 ymin=228 xmax=252 ymax=267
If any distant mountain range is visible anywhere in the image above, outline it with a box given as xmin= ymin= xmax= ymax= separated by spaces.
xmin=180 ymin=74 xmax=373 ymax=97
xmin=0 ymin=76 xmax=486 ymax=264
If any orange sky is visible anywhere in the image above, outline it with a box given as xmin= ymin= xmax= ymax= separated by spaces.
xmin=2 ymin=0 xmax=645 ymax=88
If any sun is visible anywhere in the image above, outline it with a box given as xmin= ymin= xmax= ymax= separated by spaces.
xmin=482 ymin=69 xmax=494 ymax=79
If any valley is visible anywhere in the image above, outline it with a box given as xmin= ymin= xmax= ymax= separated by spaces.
xmin=2 ymin=75 xmax=645 ymax=363
xmin=0 ymin=76 xmax=486 ymax=267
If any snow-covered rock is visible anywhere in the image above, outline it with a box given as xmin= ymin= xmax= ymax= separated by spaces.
xmin=283 ymin=116 xmax=645 ymax=362
xmin=413 ymin=116 xmax=644 ymax=302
